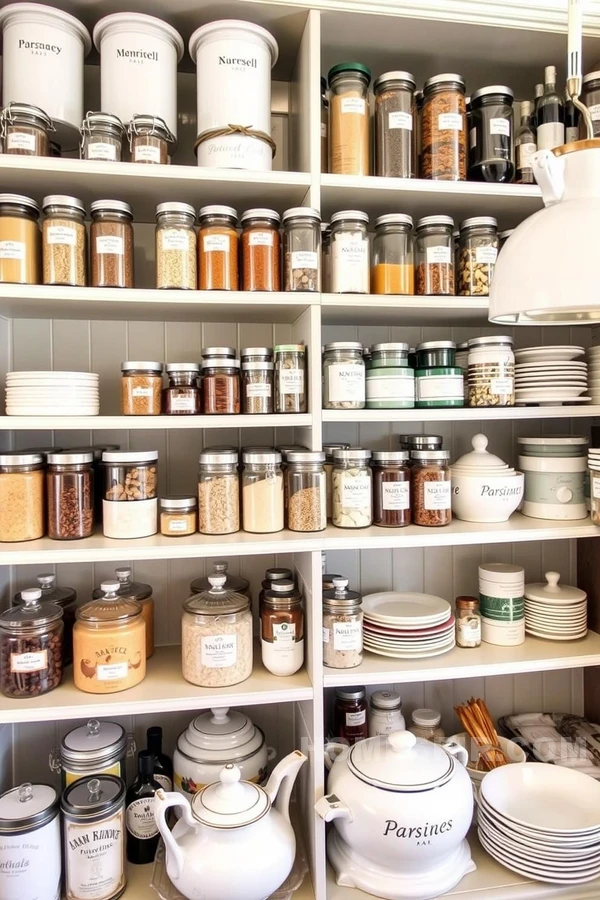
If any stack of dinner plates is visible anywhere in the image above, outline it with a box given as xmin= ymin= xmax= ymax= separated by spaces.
xmin=524 ymin=571 xmax=587 ymax=641
xmin=587 ymin=346 xmax=600 ymax=402
xmin=6 ymin=371 xmax=100 ymax=416
xmin=514 ymin=346 xmax=588 ymax=406
xmin=361 ymin=591 xmax=454 ymax=659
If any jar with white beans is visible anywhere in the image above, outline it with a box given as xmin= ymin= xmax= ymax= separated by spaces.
xmin=332 ymin=448 xmax=372 ymax=528
xmin=323 ymin=342 xmax=365 ymax=409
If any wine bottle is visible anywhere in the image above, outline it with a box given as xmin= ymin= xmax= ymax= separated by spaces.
xmin=537 ymin=65 xmax=565 ymax=150
xmin=532 ymin=83 xmax=543 ymax=129
xmin=126 ymin=750 xmax=161 ymax=865
xmin=565 ymin=89 xmax=580 ymax=144
xmin=146 ymin=726 xmax=173 ymax=792
xmin=515 ymin=101 xmax=537 ymax=184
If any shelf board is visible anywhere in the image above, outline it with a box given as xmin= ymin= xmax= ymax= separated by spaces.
xmin=0 ymin=645 xmax=313 ymax=725
xmin=0 ymin=413 xmax=311 ymax=431
xmin=323 ymin=407 xmax=600 ymax=423
xmin=321 ymin=293 xmax=489 ymax=325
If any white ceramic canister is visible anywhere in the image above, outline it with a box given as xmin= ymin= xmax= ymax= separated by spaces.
xmin=368 ymin=690 xmax=405 ymax=737
xmin=0 ymin=3 xmax=91 ymax=136
xmin=0 ymin=782 xmax=61 ymax=900
xmin=518 ymin=436 xmax=588 ymax=521
xmin=189 ymin=20 xmax=278 ymax=170
xmin=93 ymin=13 xmax=184 ymax=138
xmin=481 ymin=616 xmax=525 ymax=646
xmin=478 ymin=562 xmax=525 ymax=625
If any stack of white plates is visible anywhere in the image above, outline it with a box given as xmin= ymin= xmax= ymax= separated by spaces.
xmin=478 ymin=763 xmax=600 ymax=884
xmin=524 ymin=571 xmax=587 ymax=641
xmin=361 ymin=591 xmax=454 ymax=659
xmin=6 ymin=371 xmax=100 ymax=416
xmin=587 ymin=346 xmax=600 ymax=402
xmin=514 ymin=346 xmax=589 ymax=405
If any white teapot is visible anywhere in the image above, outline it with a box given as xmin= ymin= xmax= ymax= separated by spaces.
xmin=155 ymin=750 xmax=306 ymax=900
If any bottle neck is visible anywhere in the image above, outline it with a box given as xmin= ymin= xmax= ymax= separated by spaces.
xmin=147 ymin=729 xmax=162 ymax=755
xmin=137 ymin=751 xmax=155 ymax=782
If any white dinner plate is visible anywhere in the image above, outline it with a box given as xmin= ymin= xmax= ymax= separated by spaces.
xmin=525 ymin=628 xmax=587 ymax=641
xmin=478 ymin=830 xmax=600 ymax=881
xmin=364 ymin=642 xmax=455 ymax=659
xmin=515 ymin=347 xmax=586 ymax=363
xmin=515 ymin=387 xmax=589 ymax=398
xmin=363 ymin=616 xmax=455 ymax=637
xmin=363 ymin=635 xmax=455 ymax=650
xmin=6 ymin=408 xmax=100 ymax=416
xmin=476 ymin=807 xmax=600 ymax=858
xmin=515 ymin=396 xmax=592 ymax=406
xmin=478 ymin=823 xmax=600 ymax=872
xmin=362 ymin=591 xmax=451 ymax=625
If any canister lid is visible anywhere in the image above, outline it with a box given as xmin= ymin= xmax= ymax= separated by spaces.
xmin=468 ymin=335 xmax=513 ymax=348
xmin=184 ymin=706 xmax=257 ymax=752
xmin=371 ymin=689 xmax=402 ymax=710
xmin=330 ymin=209 xmax=369 ymax=225
xmin=61 ymin=776 xmax=125 ymax=818
xmin=374 ymin=213 xmax=413 ymax=229
xmin=165 ymin=362 xmax=201 ymax=373
xmin=274 ymin=344 xmax=305 ymax=353
xmin=81 ymin=111 xmax=124 ymax=132
xmin=424 ymin=73 xmax=465 ymax=91
xmin=374 ymin=71 xmax=416 ymax=91
xmin=460 ymin=216 xmax=498 ymax=230
xmin=191 ymin=764 xmax=269 ymax=829
xmin=282 ymin=207 xmax=320 ymax=222
xmin=265 ymin=567 xmax=293 ymax=582
xmin=417 ymin=340 xmax=456 ymax=351
xmin=416 ymin=214 xmax=454 ymax=229
xmin=0 ymin=783 xmax=59 ymax=832
xmin=242 ymin=361 xmax=274 ymax=371
xmin=61 ymin=719 xmax=127 ymax=764
xmin=160 ymin=495 xmax=197 ymax=509
xmin=332 ymin=448 xmax=372 ymax=462
xmin=47 ymin=451 xmax=93 ymax=465
xmin=78 ymin=581 xmax=143 ymax=622
xmin=198 ymin=447 xmax=239 ymax=465
xmin=524 ymin=571 xmax=586 ymax=604
xmin=0 ymin=452 xmax=43 ymax=466
xmin=471 ymin=85 xmax=514 ymax=102
xmin=371 ymin=450 xmax=410 ymax=463
xmin=90 ymin=199 xmax=133 ymax=217
xmin=399 ymin=434 xmax=443 ymax=449
xmin=92 ymin=567 xmax=152 ymax=603
xmin=43 ymin=195 xmax=85 ymax=213
xmin=335 ymin=686 xmax=366 ymax=701
xmin=102 ymin=450 xmax=158 ymax=463
xmin=286 ymin=450 xmax=326 ymax=463
xmin=240 ymin=207 xmax=280 ymax=224
xmin=15 ymin=574 xmax=76 ymax=609
xmin=323 ymin=578 xmax=361 ymax=605
xmin=202 ymin=358 xmax=240 ymax=369
xmin=121 ymin=361 xmax=163 ymax=373
xmin=347 ymin=730 xmax=459 ymax=793
xmin=323 ymin=442 xmax=350 ymax=460
xmin=241 ymin=347 xmax=273 ymax=357
xmin=518 ymin=436 xmax=588 ymax=446
xmin=324 ymin=341 xmax=363 ymax=352
xmin=583 ymin=70 xmax=600 ymax=84
xmin=0 ymin=193 xmax=39 ymax=214
xmin=129 ymin=114 xmax=174 ymax=141
xmin=184 ymin=574 xmax=250 ymax=616
xmin=0 ymin=589 xmax=63 ymax=628
xmin=411 ymin=450 xmax=450 ymax=461
xmin=156 ymin=201 xmax=195 ymax=217
xmin=412 ymin=708 xmax=442 ymax=727
xmin=451 ymin=434 xmax=515 ymax=475
xmin=328 ymin=62 xmax=372 ymax=85
xmin=199 ymin=204 xmax=238 ymax=220
xmin=202 ymin=346 xmax=236 ymax=358
xmin=371 ymin=342 xmax=410 ymax=352
xmin=191 ymin=560 xmax=250 ymax=596
xmin=242 ymin=449 xmax=282 ymax=464
xmin=479 ymin=563 xmax=525 ymax=583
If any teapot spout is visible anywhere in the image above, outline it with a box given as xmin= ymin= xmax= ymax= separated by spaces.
xmin=265 ymin=750 xmax=307 ymax=823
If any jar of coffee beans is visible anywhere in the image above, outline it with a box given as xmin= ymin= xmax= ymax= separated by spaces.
xmin=0 ymin=588 xmax=63 ymax=698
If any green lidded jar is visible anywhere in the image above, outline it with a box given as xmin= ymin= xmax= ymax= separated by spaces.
xmin=366 ymin=367 xmax=415 ymax=409
xmin=415 ymin=367 xmax=464 ymax=408
xmin=368 ymin=342 xmax=410 ymax=368
xmin=416 ymin=340 xmax=456 ymax=368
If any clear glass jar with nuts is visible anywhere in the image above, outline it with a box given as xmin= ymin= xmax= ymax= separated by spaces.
xmin=467 ymin=335 xmax=515 ymax=407
xmin=102 ymin=450 xmax=158 ymax=539
xmin=0 ymin=588 xmax=64 ymax=698
xmin=47 ymin=451 xmax=95 ymax=541
xmin=457 ymin=216 xmax=499 ymax=296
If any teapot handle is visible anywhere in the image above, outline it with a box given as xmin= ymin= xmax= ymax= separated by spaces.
xmin=442 ymin=740 xmax=469 ymax=768
xmin=154 ymin=790 xmax=194 ymax=881
xmin=532 ymin=149 xmax=565 ymax=206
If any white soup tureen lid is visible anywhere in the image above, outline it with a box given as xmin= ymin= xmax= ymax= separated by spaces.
xmin=451 ymin=433 xmax=516 ymax=477
xmin=191 ymin=764 xmax=269 ymax=828
xmin=347 ymin=731 xmax=457 ymax=793
xmin=524 ymin=571 xmax=586 ymax=604
xmin=177 ymin=707 xmax=264 ymax=763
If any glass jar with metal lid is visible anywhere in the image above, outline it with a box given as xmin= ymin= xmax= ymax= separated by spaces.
xmin=198 ymin=447 xmax=240 ymax=535
xmin=242 ymin=449 xmax=284 ymax=534
xmin=371 ymin=214 xmax=414 ymax=295
xmin=92 ymin=567 xmax=155 ymax=660
xmin=334 ymin=686 xmax=368 ymax=745
xmin=286 ymin=450 xmax=326 ymax=532
xmin=457 ymin=216 xmax=499 ymax=296
xmin=0 ymin=588 xmax=63 ymax=698
xmin=328 ymin=62 xmax=371 ymax=176
xmin=324 ymin=442 xmax=350 ymax=520
xmin=422 ymin=73 xmax=467 ymax=180
xmin=80 ymin=111 xmax=125 ymax=161
xmin=160 ymin=495 xmax=197 ymax=537
xmin=90 ymin=199 xmax=134 ymax=288
xmin=202 ymin=357 xmax=240 ymax=415
xmin=15 ymin=573 xmax=77 ymax=667
xmin=0 ymin=193 xmax=40 ymax=285
xmin=408 ymin=708 xmax=445 ymax=742
xmin=163 ymin=362 xmax=201 ymax=415
xmin=182 ymin=574 xmax=253 ymax=688
xmin=415 ymin=215 xmax=454 ymax=295
xmin=0 ymin=101 xmax=53 ymax=156
xmin=399 ymin=434 xmax=443 ymax=454
xmin=416 ymin=340 xmax=456 ymax=368
xmin=128 ymin=113 xmax=174 ymax=164
xmin=202 ymin=346 xmax=236 ymax=361
xmin=467 ymin=335 xmax=515 ymax=408
xmin=323 ymin=576 xmax=363 ymax=669
xmin=61 ymin=776 xmax=127 ymax=900
xmin=332 ymin=448 xmax=372 ymax=528
xmin=411 ymin=450 xmax=452 ymax=526
xmin=323 ymin=341 xmax=365 ymax=410
xmin=374 ymin=71 xmax=416 ymax=178
xmin=372 ymin=450 xmax=411 ymax=527
xmin=369 ymin=690 xmax=406 ymax=737
xmin=321 ymin=76 xmax=329 ymax=172
xmin=198 ymin=205 xmax=239 ymax=291
xmin=191 ymin=560 xmax=250 ymax=600
xmin=102 ymin=450 xmax=158 ymax=539
xmin=42 ymin=194 xmax=87 ymax=287
xmin=74 ymin=580 xmax=146 ymax=694
xmin=330 ymin=210 xmax=370 ymax=294
xmin=261 ymin=580 xmax=304 ymax=676
xmin=57 ymin=719 xmax=128 ymax=788
xmin=321 ymin=222 xmax=332 ymax=291
xmin=275 ymin=344 xmax=307 ymax=413
xmin=121 ymin=361 xmax=163 ymax=415
xmin=155 ymin=202 xmax=197 ymax=290
xmin=582 ymin=71 xmax=600 ymax=136
xmin=242 ymin=359 xmax=274 ymax=414
xmin=47 ymin=450 xmax=94 ymax=540
xmin=283 ymin=207 xmax=321 ymax=292
xmin=369 ymin=342 xmax=410 ymax=368
xmin=468 ymin=86 xmax=515 ymax=183
xmin=0 ymin=451 xmax=45 ymax=542
xmin=241 ymin=208 xmax=281 ymax=291
xmin=0 ymin=782 xmax=61 ymax=900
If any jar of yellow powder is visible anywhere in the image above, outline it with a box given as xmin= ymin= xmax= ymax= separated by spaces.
xmin=0 ymin=452 xmax=45 ymax=542
xmin=0 ymin=193 xmax=41 ymax=284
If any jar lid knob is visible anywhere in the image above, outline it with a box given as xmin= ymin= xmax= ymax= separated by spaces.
xmin=37 ymin=573 xmax=55 ymax=586
xmin=545 ymin=571 xmax=561 ymax=591
xmin=471 ymin=433 xmax=489 ymax=453
xmin=101 ymin=580 xmax=120 ymax=596
xmin=18 ymin=783 xmax=33 ymax=804
xmin=21 ymin=588 xmax=42 ymax=605
xmin=333 ymin=577 xmax=348 ymax=594
xmin=210 ymin=707 xmax=230 ymax=723
xmin=213 ymin=561 xmax=228 ymax=573
xmin=208 ymin=575 xmax=227 ymax=590
xmin=87 ymin=719 xmax=100 ymax=736
xmin=87 ymin=779 xmax=102 ymax=801
xmin=388 ymin=731 xmax=417 ymax=753
xmin=115 ymin=567 xmax=131 ymax=581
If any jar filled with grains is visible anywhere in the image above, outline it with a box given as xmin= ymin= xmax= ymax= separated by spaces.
xmin=198 ymin=205 xmax=239 ymax=291
xmin=0 ymin=102 xmax=53 ymax=156
xmin=121 ymin=361 xmax=163 ymax=415
xmin=323 ymin=577 xmax=363 ymax=669
xmin=160 ymin=496 xmax=197 ymax=537
xmin=411 ymin=449 xmax=452 ymax=527
xmin=242 ymin=361 xmax=274 ymax=414
xmin=321 ymin=223 xmax=332 ymax=292
xmin=332 ymin=448 xmax=372 ymax=528
xmin=275 ymin=344 xmax=307 ymax=413
xmin=0 ymin=452 xmax=45 ymax=542
xmin=286 ymin=450 xmax=326 ymax=532
xmin=372 ymin=450 xmax=411 ymax=527
xmin=334 ymin=687 xmax=369 ymax=745
xmin=371 ymin=213 xmax=414 ymax=295
xmin=0 ymin=589 xmax=63 ymax=698
xmin=323 ymin=341 xmax=365 ymax=410
xmin=241 ymin=208 xmax=281 ymax=291
xmin=42 ymin=194 xmax=87 ymax=287
xmin=0 ymin=193 xmax=41 ymax=285
xmin=80 ymin=111 xmax=125 ymax=162
xmin=198 ymin=447 xmax=240 ymax=535
xmin=282 ymin=207 xmax=321 ymax=292
xmin=163 ymin=363 xmax=201 ymax=415
xmin=328 ymin=63 xmax=371 ymax=176
xmin=127 ymin=114 xmax=174 ymax=165
xmin=155 ymin=202 xmax=197 ymax=290
xmin=261 ymin=580 xmax=304 ymax=676
xmin=457 ymin=216 xmax=499 ymax=296
xmin=324 ymin=442 xmax=350 ymax=519
xmin=421 ymin=73 xmax=467 ymax=180
xmin=90 ymin=200 xmax=134 ymax=288
xmin=331 ymin=210 xmax=369 ymax=294
xmin=47 ymin=451 xmax=94 ymax=541
xmin=374 ymin=71 xmax=416 ymax=178
xmin=202 ymin=357 xmax=241 ymax=414
xmin=102 ymin=450 xmax=158 ymax=540
xmin=467 ymin=335 xmax=515 ymax=408
xmin=321 ymin=76 xmax=329 ymax=173
xmin=242 ymin=449 xmax=284 ymax=533
xmin=415 ymin=215 xmax=455 ymax=295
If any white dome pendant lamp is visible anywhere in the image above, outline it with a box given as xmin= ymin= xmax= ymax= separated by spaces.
xmin=489 ymin=0 xmax=600 ymax=325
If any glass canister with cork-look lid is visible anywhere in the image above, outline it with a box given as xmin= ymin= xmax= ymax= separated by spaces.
xmin=323 ymin=576 xmax=363 ymax=669
xmin=93 ymin=567 xmax=155 ymax=660
xmin=0 ymin=588 xmax=64 ymax=699
xmin=261 ymin=579 xmax=304 ymax=676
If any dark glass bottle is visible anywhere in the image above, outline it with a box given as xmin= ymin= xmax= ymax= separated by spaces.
xmin=532 ymin=83 xmax=543 ymax=130
xmin=146 ymin=726 xmax=173 ymax=792
xmin=515 ymin=100 xmax=537 ymax=184
xmin=125 ymin=750 xmax=161 ymax=865
xmin=565 ymin=91 xmax=580 ymax=144
xmin=537 ymin=65 xmax=564 ymax=151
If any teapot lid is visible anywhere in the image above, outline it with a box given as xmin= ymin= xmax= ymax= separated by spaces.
xmin=184 ymin=707 xmax=257 ymax=752
xmin=347 ymin=731 xmax=456 ymax=793
xmin=524 ymin=571 xmax=586 ymax=604
xmin=451 ymin=433 xmax=515 ymax=476
xmin=191 ymin=764 xmax=269 ymax=828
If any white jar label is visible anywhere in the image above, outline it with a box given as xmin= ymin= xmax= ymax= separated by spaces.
xmin=10 ymin=650 xmax=47 ymax=673
xmin=333 ymin=620 xmax=362 ymax=651
xmin=438 ymin=113 xmax=463 ymax=131
xmin=366 ymin=374 xmax=414 ymax=400
xmin=341 ymin=97 xmax=366 ymax=115
xmin=426 ymin=245 xmax=451 ymax=265
xmin=161 ymin=229 xmax=189 ymax=251
xmin=47 ymin=225 xmax=77 ymax=246
xmin=97 ymin=661 xmax=129 ymax=682
xmin=96 ymin=235 xmax=124 ymax=256
xmin=321 ymin=122 xmax=327 ymax=137
xmin=273 ymin=622 xmax=296 ymax=643
xmin=65 ymin=810 xmax=125 ymax=900
xmin=322 ymin=626 xmax=330 ymax=644
xmin=331 ymin=234 xmax=369 ymax=293
xmin=475 ymin=246 xmax=498 ymax=264
xmin=328 ymin=363 xmax=365 ymax=402
xmin=490 ymin=117 xmax=510 ymax=136
xmin=537 ymin=122 xmax=565 ymax=151
xmin=341 ymin=475 xmax=371 ymax=509
xmin=249 ymin=231 xmax=273 ymax=247
xmin=346 ymin=709 xmax=366 ymax=726
xmin=382 ymin=481 xmax=410 ymax=510
xmin=279 ymin=369 xmax=304 ymax=395
xmin=0 ymin=816 xmax=61 ymax=900
xmin=127 ymin=797 xmax=159 ymax=840
xmin=291 ymin=250 xmax=318 ymax=270
xmin=168 ymin=518 xmax=189 ymax=532
xmin=517 ymin=142 xmax=537 ymax=170
xmin=0 ymin=241 xmax=24 ymax=260
xmin=6 ymin=131 xmax=37 ymax=152
xmin=247 ymin=382 xmax=272 ymax=398
xmin=388 ymin=110 xmax=413 ymax=130
xmin=203 ymin=234 xmax=230 ymax=252
xmin=593 ymin=477 xmax=600 ymax=500
xmin=154 ymin=773 xmax=172 ymax=792
xmin=201 ymin=634 xmax=237 ymax=668
xmin=491 ymin=377 xmax=514 ymax=395
xmin=132 ymin=387 xmax=154 ymax=398
xmin=457 ymin=618 xmax=481 ymax=644
xmin=424 ymin=481 xmax=451 ymax=510
xmin=169 ymin=394 xmax=196 ymax=411
xmin=134 ymin=144 xmax=161 ymax=163
xmin=87 ymin=141 xmax=118 ymax=161
xmin=588 ymin=103 xmax=600 ymax=121
xmin=416 ymin=374 xmax=463 ymax=400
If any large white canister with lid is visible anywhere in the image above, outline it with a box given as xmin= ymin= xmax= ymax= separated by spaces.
xmin=93 ymin=12 xmax=184 ymax=139
xmin=0 ymin=782 xmax=62 ymax=900
xmin=189 ymin=19 xmax=278 ymax=170
xmin=0 ymin=2 xmax=90 ymax=135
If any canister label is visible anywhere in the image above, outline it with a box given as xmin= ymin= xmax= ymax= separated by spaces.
xmin=96 ymin=236 xmax=124 ymax=256
xmin=331 ymin=235 xmax=369 ymax=293
xmin=0 ymin=241 xmax=24 ymax=260
xmin=340 ymin=475 xmax=371 ymax=509
xmin=87 ymin=142 xmax=117 ymax=161
xmin=490 ymin=117 xmax=510 ymax=135
xmin=341 ymin=97 xmax=366 ymax=115
xmin=424 ymin=482 xmax=451 ymax=510
xmin=65 ymin=809 xmax=125 ymax=900
xmin=517 ymin=142 xmax=536 ymax=170
xmin=47 ymin=225 xmax=77 ymax=245
xmin=479 ymin=593 xmax=524 ymax=622
xmin=291 ymin=250 xmax=318 ymax=270
xmin=11 ymin=650 xmax=47 ymax=673
xmin=0 ymin=815 xmax=61 ymax=900
xmin=7 ymin=132 xmax=37 ymax=152
xmin=273 ymin=622 xmax=296 ymax=643
xmin=160 ymin=229 xmax=189 ymax=251
xmin=201 ymin=634 xmax=237 ymax=668
xmin=203 ymin=234 xmax=229 ymax=252
xmin=426 ymin=245 xmax=451 ymax=264
xmin=126 ymin=797 xmax=159 ymax=840
xmin=248 ymin=231 xmax=273 ymax=247
xmin=475 ymin=246 xmax=498 ymax=264
xmin=382 ymin=482 xmax=410 ymax=510
xmin=328 ymin=363 xmax=365 ymax=402
xmin=438 ymin=113 xmax=463 ymax=130
xmin=333 ymin=620 xmax=362 ymax=651
xmin=388 ymin=111 xmax=412 ymax=130
xmin=134 ymin=144 xmax=161 ymax=163
xmin=279 ymin=369 xmax=304 ymax=395
xmin=345 ymin=709 xmax=366 ymax=726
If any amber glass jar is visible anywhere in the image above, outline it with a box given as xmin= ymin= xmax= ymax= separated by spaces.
xmin=241 ymin=208 xmax=281 ymax=291
xmin=198 ymin=205 xmax=239 ymax=291
xmin=261 ymin=580 xmax=304 ymax=676
xmin=334 ymin=686 xmax=368 ymax=745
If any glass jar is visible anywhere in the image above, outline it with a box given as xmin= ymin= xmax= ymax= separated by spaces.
xmin=330 ymin=210 xmax=369 ymax=294
xmin=163 ymin=363 xmax=201 ymax=415
xmin=456 ymin=595 xmax=482 ymax=648
xmin=241 ymin=208 xmax=281 ymax=291
xmin=42 ymin=194 xmax=86 ymax=287
xmin=160 ymin=495 xmax=197 ymax=536
xmin=261 ymin=580 xmax=304 ymax=676
xmin=286 ymin=450 xmax=326 ymax=532
xmin=332 ymin=448 xmax=372 ymax=528
xmin=416 ymin=368 xmax=464 ymax=408
xmin=323 ymin=577 xmax=363 ymax=669
xmin=202 ymin=358 xmax=241 ymax=414
xmin=282 ymin=207 xmax=321 ymax=292
xmin=102 ymin=450 xmax=158 ymax=539
xmin=374 ymin=71 xmax=416 ymax=178
xmin=198 ymin=447 xmax=240 ymax=535
xmin=372 ymin=450 xmax=411 ymax=527
xmin=411 ymin=450 xmax=452 ymax=526
xmin=274 ymin=344 xmax=307 ymax=413
xmin=192 ymin=561 xmax=250 ymax=599
xmin=182 ymin=574 xmax=253 ymax=688
xmin=371 ymin=214 xmax=414 ymax=295
xmin=469 ymin=85 xmax=515 ymax=183
xmin=458 ymin=216 xmax=499 ymax=296
xmin=242 ymin=449 xmax=284 ymax=533
xmin=321 ymin=76 xmax=329 ymax=173
xmin=198 ymin=205 xmax=239 ymax=291
xmin=127 ymin=114 xmax=174 ymax=164
xmin=582 ymin=71 xmax=600 ymax=137
xmin=17 ymin=574 xmax=77 ymax=667
xmin=58 ymin=719 xmax=127 ymax=788
xmin=334 ymin=686 xmax=368 ymax=745
xmin=1 ymin=102 xmax=53 ymax=156
xmin=415 ymin=89 xmax=424 ymax=174
xmin=96 ymin=567 xmax=154 ymax=660
xmin=74 ymin=580 xmax=146 ymax=694
xmin=121 ymin=361 xmax=163 ymax=415
xmin=0 ymin=193 xmax=40 ymax=285
xmin=422 ymin=73 xmax=467 ymax=180
xmin=408 ymin=708 xmax=445 ymax=742
xmin=242 ymin=361 xmax=274 ymax=414
xmin=328 ymin=62 xmax=371 ymax=176
xmin=369 ymin=690 xmax=406 ymax=737
xmin=369 ymin=343 xmax=410 ymax=368
xmin=400 ymin=434 xmax=443 ymax=454
xmin=0 ymin=452 xmax=45 ymax=541
xmin=155 ymin=202 xmax=197 ymax=290
xmin=321 ymin=223 xmax=331 ymax=292
xmin=324 ymin=442 xmax=350 ymax=520
xmin=467 ymin=335 xmax=515 ymax=408
xmin=415 ymin=215 xmax=454 ymax=295
xmin=0 ymin=589 xmax=63 ymax=698
xmin=323 ymin=341 xmax=365 ymax=410
xmin=47 ymin=451 xmax=94 ymax=540
xmin=416 ymin=341 xmax=456 ymax=369
xmin=90 ymin=200 xmax=134 ymax=288
xmin=80 ymin=111 xmax=125 ymax=161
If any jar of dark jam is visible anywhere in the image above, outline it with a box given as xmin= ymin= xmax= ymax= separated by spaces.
xmin=163 ymin=363 xmax=201 ymax=415
xmin=334 ymin=686 xmax=368 ymax=746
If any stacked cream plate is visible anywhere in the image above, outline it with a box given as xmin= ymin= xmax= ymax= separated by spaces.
xmin=514 ymin=345 xmax=589 ymax=405
xmin=361 ymin=591 xmax=455 ymax=659
xmin=5 ymin=371 xmax=100 ymax=416
xmin=588 ymin=345 xmax=600 ymax=402
xmin=524 ymin=571 xmax=587 ymax=641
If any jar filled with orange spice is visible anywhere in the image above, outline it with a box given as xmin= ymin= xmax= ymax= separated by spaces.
xmin=241 ymin=208 xmax=281 ymax=291
xmin=198 ymin=205 xmax=239 ymax=290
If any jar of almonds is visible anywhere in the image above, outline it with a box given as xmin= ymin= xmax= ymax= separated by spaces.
xmin=457 ymin=216 xmax=499 ymax=296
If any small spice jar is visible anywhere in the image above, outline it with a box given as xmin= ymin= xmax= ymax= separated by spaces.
xmin=101 ymin=567 xmax=154 ymax=660
xmin=0 ymin=588 xmax=63 ymax=698
xmin=321 ymin=76 xmax=329 ymax=173
xmin=467 ymin=335 xmax=515 ymax=408
xmin=198 ymin=447 xmax=240 ymax=535
xmin=90 ymin=200 xmax=134 ymax=288
xmin=155 ymin=202 xmax=197 ymax=290
xmin=242 ymin=449 xmax=284 ymax=534
xmin=323 ymin=577 xmax=363 ymax=669
xmin=332 ymin=448 xmax=372 ymax=528
xmin=127 ymin=114 xmax=174 ymax=164
xmin=369 ymin=690 xmax=406 ymax=737
xmin=0 ymin=782 xmax=61 ymax=900
xmin=18 ymin=574 xmax=77 ymax=667
xmin=321 ymin=222 xmax=332 ymax=292
xmin=42 ymin=194 xmax=87 ymax=287
xmin=241 ymin=208 xmax=281 ymax=291
xmin=469 ymin=86 xmax=515 ymax=183
xmin=0 ymin=452 xmax=45 ymax=542
xmin=160 ymin=495 xmax=197 ymax=536
xmin=324 ymin=442 xmax=350 ymax=519
xmin=330 ymin=210 xmax=369 ymax=294
xmin=455 ymin=595 xmax=482 ymax=648
xmin=282 ymin=207 xmax=321 ymax=291
xmin=415 ymin=215 xmax=455 ymax=295
xmin=121 ymin=361 xmax=163 ymax=416
xmin=261 ymin=580 xmax=304 ymax=676
xmin=274 ymin=344 xmax=307 ymax=413
xmin=102 ymin=450 xmax=158 ymax=539
xmin=421 ymin=73 xmax=467 ymax=180
xmin=372 ymin=450 xmax=411 ymax=527
xmin=1 ymin=102 xmax=53 ymax=156
xmin=334 ymin=686 xmax=368 ymax=745
xmin=411 ymin=449 xmax=452 ymax=527
xmin=58 ymin=719 xmax=127 ymax=788
xmin=286 ymin=450 xmax=326 ymax=532
xmin=374 ymin=71 xmax=416 ymax=178
xmin=202 ymin=357 xmax=241 ymax=414
xmin=408 ymin=708 xmax=445 ymax=742
xmin=458 ymin=216 xmax=499 ymax=296
xmin=163 ymin=363 xmax=201 ymax=415
xmin=323 ymin=341 xmax=365 ymax=410
xmin=46 ymin=450 xmax=94 ymax=541
xmin=198 ymin=205 xmax=239 ymax=291
xmin=80 ymin=111 xmax=125 ymax=161
xmin=242 ymin=360 xmax=274 ymax=414
xmin=371 ymin=213 xmax=414 ymax=295
xmin=0 ymin=193 xmax=41 ymax=285
xmin=73 ymin=580 xmax=146 ymax=693
xmin=328 ymin=62 xmax=371 ymax=176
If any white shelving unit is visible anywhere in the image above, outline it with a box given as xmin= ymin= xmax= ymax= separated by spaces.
xmin=1 ymin=2 xmax=600 ymax=900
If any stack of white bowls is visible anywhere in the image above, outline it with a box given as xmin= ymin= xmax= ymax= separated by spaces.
xmin=5 ymin=371 xmax=100 ymax=416
xmin=588 ymin=345 xmax=600 ymax=403
xmin=524 ymin=571 xmax=587 ymax=641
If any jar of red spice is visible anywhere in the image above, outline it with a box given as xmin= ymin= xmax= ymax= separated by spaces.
xmin=241 ymin=208 xmax=281 ymax=291
xmin=163 ymin=363 xmax=201 ymax=415
xmin=334 ymin=686 xmax=368 ymax=746
xmin=372 ymin=450 xmax=411 ymax=527
xmin=202 ymin=357 xmax=241 ymax=414
xmin=198 ymin=205 xmax=239 ymax=291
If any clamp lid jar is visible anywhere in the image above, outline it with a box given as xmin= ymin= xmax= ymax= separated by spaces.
xmin=1 ymin=101 xmax=53 ymax=156
xmin=80 ymin=111 xmax=125 ymax=161
xmin=128 ymin=113 xmax=174 ymax=165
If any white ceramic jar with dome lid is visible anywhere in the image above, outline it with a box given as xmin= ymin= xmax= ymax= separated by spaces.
xmin=0 ymin=782 xmax=61 ymax=900
xmin=524 ymin=571 xmax=588 ymax=641
xmin=451 ymin=433 xmax=523 ymax=523
xmin=369 ymin=690 xmax=406 ymax=737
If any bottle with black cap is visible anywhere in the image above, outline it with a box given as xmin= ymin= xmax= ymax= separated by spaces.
xmin=146 ymin=726 xmax=173 ymax=791
xmin=125 ymin=750 xmax=161 ymax=864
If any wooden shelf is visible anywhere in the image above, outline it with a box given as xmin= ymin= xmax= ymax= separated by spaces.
xmin=0 ymin=413 xmax=311 ymax=430
xmin=322 ymin=293 xmax=489 ymax=325
xmin=323 ymin=407 xmax=600 ymax=423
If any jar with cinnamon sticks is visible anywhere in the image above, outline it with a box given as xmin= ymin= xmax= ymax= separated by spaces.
xmin=241 ymin=208 xmax=281 ymax=291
